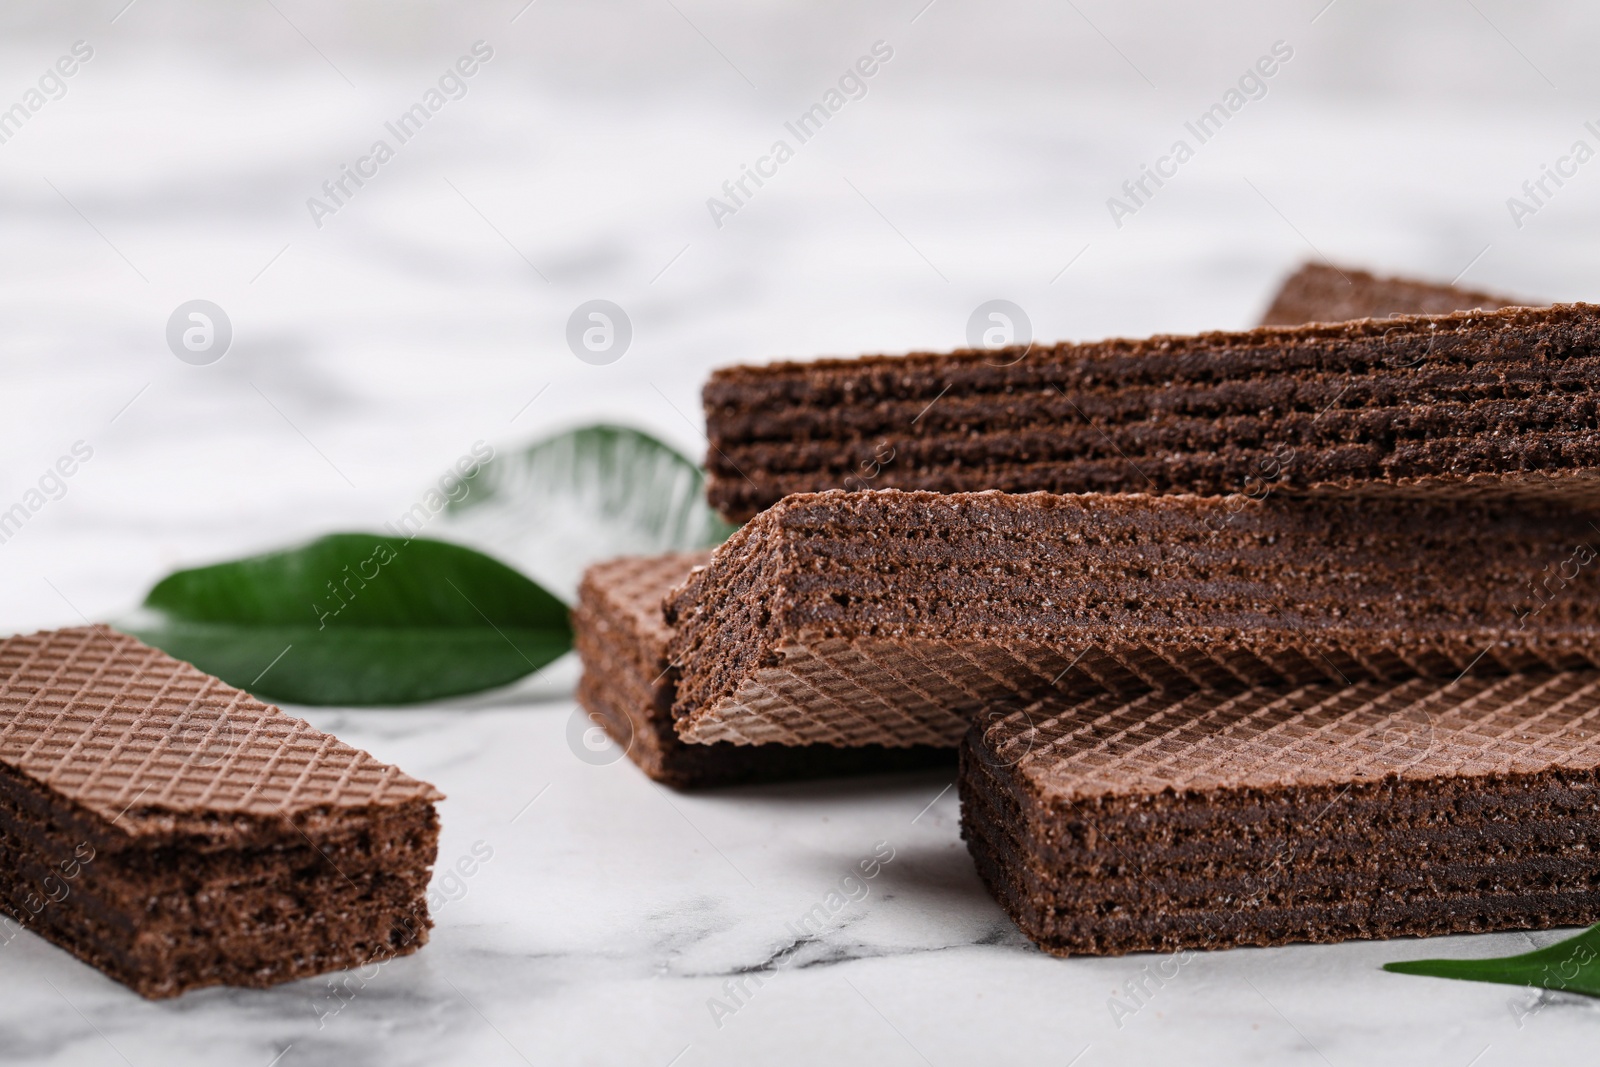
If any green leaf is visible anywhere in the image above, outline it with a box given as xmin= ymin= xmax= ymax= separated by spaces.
xmin=441 ymin=423 xmax=737 ymax=601
xmin=1384 ymin=925 xmax=1600 ymax=997
xmin=122 ymin=533 xmax=571 ymax=706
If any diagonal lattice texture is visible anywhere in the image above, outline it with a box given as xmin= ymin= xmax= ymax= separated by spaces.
xmin=983 ymin=672 xmax=1600 ymax=799
xmin=0 ymin=626 xmax=441 ymax=838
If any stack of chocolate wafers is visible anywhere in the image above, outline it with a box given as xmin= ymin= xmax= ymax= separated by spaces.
xmin=16 ymin=261 xmax=1580 ymax=1001
xmin=577 ymin=262 xmax=1600 ymax=955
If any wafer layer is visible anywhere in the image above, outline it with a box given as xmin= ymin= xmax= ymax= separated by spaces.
xmin=961 ymin=671 xmax=1600 ymax=955
xmin=702 ymin=303 xmax=1600 ymax=523
xmin=0 ymin=626 xmax=441 ymax=998
xmin=1258 ymin=262 xmax=1525 ymax=327
xmin=575 ymin=553 xmax=949 ymax=786
xmin=665 ymin=490 xmax=1600 ymax=748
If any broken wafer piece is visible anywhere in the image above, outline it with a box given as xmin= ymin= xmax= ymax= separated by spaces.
xmin=664 ymin=489 xmax=1600 ymax=749
xmin=961 ymin=671 xmax=1600 ymax=956
xmin=701 ymin=303 xmax=1598 ymax=524
xmin=0 ymin=625 xmax=441 ymax=998
xmin=575 ymin=552 xmax=950 ymax=786
xmin=1257 ymin=262 xmax=1527 ymax=327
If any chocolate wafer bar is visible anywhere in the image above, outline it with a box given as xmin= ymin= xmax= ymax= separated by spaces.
xmin=1258 ymin=262 xmax=1525 ymax=327
xmin=664 ymin=489 xmax=1600 ymax=749
xmin=0 ymin=626 xmax=441 ymax=998
xmin=575 ymin=552 xmax=949 ymax=787
xmin=961 ymin=671 xmax=1600 ymax=956
xmin=701 ymin=303 xmax=1598 ymax=524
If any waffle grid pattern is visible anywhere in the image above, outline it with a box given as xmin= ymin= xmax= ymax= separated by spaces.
xmin=979 ymin=671 xmax=1600 ymax=801
xmin=0 ymin=627 xmax=440 ymax=829
xmin=582 ymin=551 xmax=711 ymax=649
xmin=678 ymin=630 xmax=1599 ymax=748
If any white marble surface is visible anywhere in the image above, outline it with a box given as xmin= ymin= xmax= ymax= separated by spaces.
xmin=4 ymin=1 xmax=1600 ymax=1062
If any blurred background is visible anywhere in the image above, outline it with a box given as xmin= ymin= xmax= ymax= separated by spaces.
xmin=1 ymin=0 xmax=1593 ymax=628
